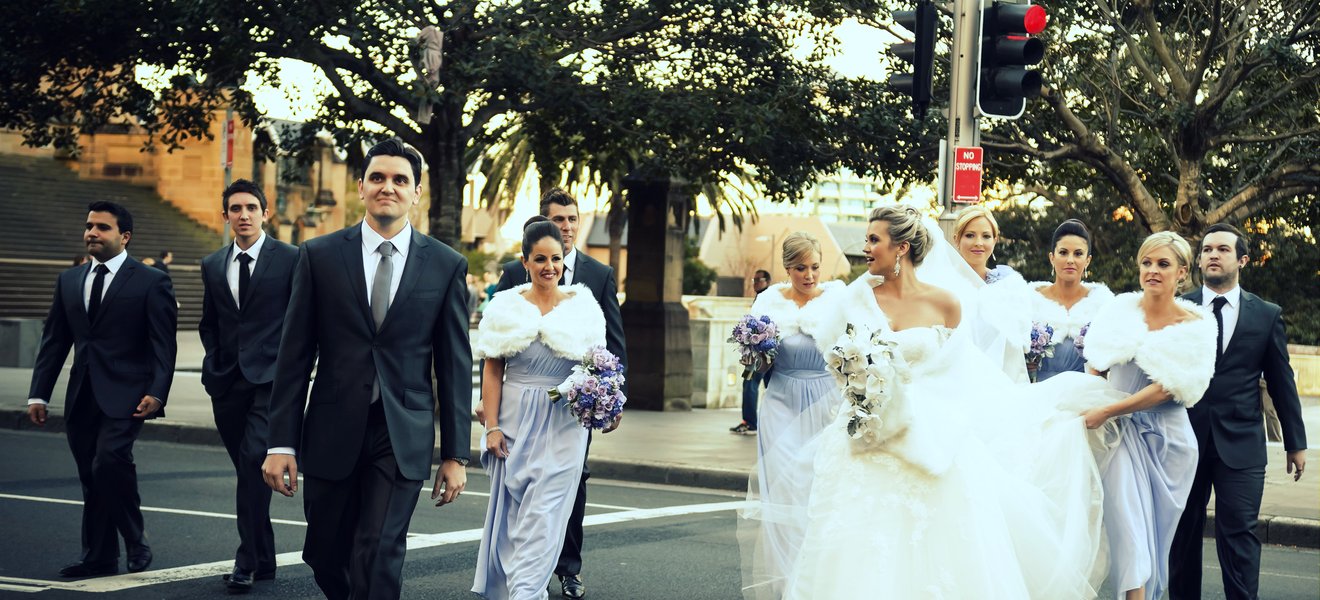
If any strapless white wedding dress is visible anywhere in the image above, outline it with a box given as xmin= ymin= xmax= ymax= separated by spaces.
xmin=782 ymin=325 xmax=1117 ymax=599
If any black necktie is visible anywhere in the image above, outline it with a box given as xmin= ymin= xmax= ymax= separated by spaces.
xmin=1212 ymin=296 xmax=1228 ymax=365
xmin=88 ymin=264 xmax=108 ymax=321
xmin=559 ymin=266 xmax=567 ymax=286
xmin=237 ymin=252 xmax=252 ymax=308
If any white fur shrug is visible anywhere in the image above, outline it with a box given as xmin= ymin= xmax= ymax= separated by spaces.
xmin=1026 ymin=281 xmax=1114 ymax=341
xmin=473 ymin=283 xmax=606 ymax=361
xmin=748 ymin=281 xmax=847 ymax=354
xmin=1083 ymin=292 xmax=1216 ymax=407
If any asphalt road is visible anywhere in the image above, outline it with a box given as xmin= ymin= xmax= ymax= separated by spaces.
xmin=0 ymin=429 xmax=1315 ymax=599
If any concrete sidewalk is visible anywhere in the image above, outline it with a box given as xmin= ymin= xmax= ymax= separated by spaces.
xmin=3 ymin=331 xmax=1317 ymax=548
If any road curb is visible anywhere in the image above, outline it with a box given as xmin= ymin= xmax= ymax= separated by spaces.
xmin=5 ymin=409 xmax=1317 ymax=549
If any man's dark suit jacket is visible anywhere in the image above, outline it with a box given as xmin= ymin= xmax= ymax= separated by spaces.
xmin=1183 ymin=289 xmax=1307 ymax=468
xmin=495 ymin=252 xmax=627 ymax=378
xmin=198 ymin=238 xmax=298 ymax=397
xmin=29 ymin=255 xmax=178 ymax=418
xmin=268 ymin=224 xmax=473 ymax=482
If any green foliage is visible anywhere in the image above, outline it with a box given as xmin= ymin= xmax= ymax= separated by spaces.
xmin=683 ymin=238 xmax=719 ymax=296
xmin=996 ymin=203 xmax=1319 ymax=345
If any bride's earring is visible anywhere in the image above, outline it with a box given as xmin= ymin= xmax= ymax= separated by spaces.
xmin=893 ymin=257 xmax=902 ymax=278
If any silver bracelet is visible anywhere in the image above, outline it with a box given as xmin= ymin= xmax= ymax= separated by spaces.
xmin=486 ymin=426 xmax=502 ymax=434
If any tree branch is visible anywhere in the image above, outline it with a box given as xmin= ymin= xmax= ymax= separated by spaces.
xmin=314 ymin=61 xmax=422 ymax=147
xmin=1137 ymin=0 xmax=1190 ymax=99
xmin=1213 ymin=126 xmax=1320 ymax=146
xmin=1207 ymin=161 xmax=1320 ymax=223
xmin=1092 ymin=0 xmax=1170 ymax=99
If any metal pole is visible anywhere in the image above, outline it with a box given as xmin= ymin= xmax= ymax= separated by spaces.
xmin=939 ymin=0 xmax=983 ymax=241
xmin=222 ymin=104 xmax=233 ymax=246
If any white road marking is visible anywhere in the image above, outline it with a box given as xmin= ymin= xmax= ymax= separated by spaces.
xmin=0 ymin=497 xmax=749 ymax=593
xmin=0 ymin=493 xmax=309 ymax=527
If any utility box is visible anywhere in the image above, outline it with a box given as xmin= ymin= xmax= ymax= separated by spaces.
xmin=0 ymin=318 xmax=42 ymax=368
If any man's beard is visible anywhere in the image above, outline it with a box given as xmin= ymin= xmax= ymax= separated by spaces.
xmin=1203 ymin=270 xmax=1236 ymax=288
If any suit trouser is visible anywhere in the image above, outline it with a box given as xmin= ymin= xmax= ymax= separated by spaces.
xmin=65 ymin=384 xmax=147 ymax=565
xmin=741 ymin=372 xmax=763 ymax=428
xmin=556 ymin=433 xmax=591 ymax=577
xmin=1169 ymin=433 xmax=1266 ymax=600
xmin=302 ymin=401 xmax=422 ymax=600
xmin=211 ymin=378 xmax=276 ymax=575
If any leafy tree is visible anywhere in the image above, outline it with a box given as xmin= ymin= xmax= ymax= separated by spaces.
xmin=979 ymin=1 xmax=1318 ymax=236
xmin=0 ymin=0 xmax=909 ymax=248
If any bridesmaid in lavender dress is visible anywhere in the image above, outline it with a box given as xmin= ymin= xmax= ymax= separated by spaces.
xmin=472 ymin=217 xmax=605 ymax=600
xmin=953 ymin=205 xmax=1033 ymax=382
xmin=1081 ymin=232 xmax=1216 ymax=600
xmin=739 ymin=232 xmax=844 ymax=600
xmin=1027 ymin=219 xmax=1113 ymax=381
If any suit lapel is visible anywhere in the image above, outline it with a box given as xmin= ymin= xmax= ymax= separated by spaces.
xmin=1222 ymin=291 xmax=1258 ymax=357
xmin=71 ymin=264 xmax=93 ymax=331
xmin=379 ymin=230 xmax=431 ymax=330
xmin=340 ymin=225 xmax=376 ymax=331
xmin=242 ymin=243 xmax=279 ymax=311
xmin=208 ymin=248 xmax=240 ymax=313
xmin=93 ymin=259 xmax=136 ymax=327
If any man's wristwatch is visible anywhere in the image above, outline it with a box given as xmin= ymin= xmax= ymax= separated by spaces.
xmin=447 ymin=456 xmax=470 ymax=467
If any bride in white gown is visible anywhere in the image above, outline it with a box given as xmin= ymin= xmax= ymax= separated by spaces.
xmin=767 ymin=206 xmax=1121 ymax=599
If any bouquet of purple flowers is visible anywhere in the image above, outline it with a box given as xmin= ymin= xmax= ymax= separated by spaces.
xmin=1025 ymin=322 xmax=1056 ymax=382
xmin=548 ymin=346 xmax=627 ymax=430
xmin=729 ymin=314 xmax=780 ymax=379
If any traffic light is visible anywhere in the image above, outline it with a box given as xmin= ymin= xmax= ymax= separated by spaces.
xmin=887 ymin=0 xmax=937 ymax=121
xmin=978 ymin=1 xmax=1048 ymax=119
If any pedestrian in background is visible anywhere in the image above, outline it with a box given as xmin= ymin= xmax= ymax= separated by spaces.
xmin=731 ymin=269 xmax=772 ymax=435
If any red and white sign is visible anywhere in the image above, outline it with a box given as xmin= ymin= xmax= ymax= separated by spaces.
xmin=221 ymin=117 xmax=235 ymax=168
xmin=952 ymin=146 xmax=983 ymax=204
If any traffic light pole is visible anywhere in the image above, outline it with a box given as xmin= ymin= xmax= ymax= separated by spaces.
xmin=938 ymin=0 xmax=983 ymax=239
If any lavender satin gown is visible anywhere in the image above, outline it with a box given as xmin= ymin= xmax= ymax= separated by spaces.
xmin=473 ymin=340 xmax=589 ymax=600
xmin=1037 ymin=337 xmax=1085 ymax=381
xmin=750 ymin=332 xmax=840 ymax=597
xmin=1100 ymin=361 xmax=1199 ymax=599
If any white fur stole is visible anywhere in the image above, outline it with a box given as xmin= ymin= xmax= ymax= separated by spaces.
xmin=976 ymin=267 xmax=1033 ymax=352
xmin=473 ymin=283 xmax=606 ymax=361
xmin=749 ymin=280 xmax=847 ymax=354
xmin=1026 ymin=282 xmax=1114 ymax=341
xmin=1083 ymin=292 xmax=1216 ymax=407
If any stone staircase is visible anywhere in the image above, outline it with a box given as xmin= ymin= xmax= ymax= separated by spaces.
xmin=0 ymin=154 xmax=222 ymax=329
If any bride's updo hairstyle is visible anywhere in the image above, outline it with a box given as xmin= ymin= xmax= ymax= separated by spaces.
xmin=868 ymin=205 xmax=932 ymax=266
xmin=1137 ymin=231 xmax=1194 ymax=290
xmin=1051 ymin=218 xmax=1093 ymax=255
xmin=521 ymin=215 xmax=563 ymax=258
xmin=782 ymin=232 xmax=822 ymax=269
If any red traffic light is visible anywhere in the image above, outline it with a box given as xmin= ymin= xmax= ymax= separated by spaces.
xmin=1023 ymin=5 xmax=1047 ymax=34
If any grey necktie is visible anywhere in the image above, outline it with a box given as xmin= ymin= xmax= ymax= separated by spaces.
xmin=371 ymin=241 xmax=395 ymax=329
xmin=370 ymin=241 xmax=395 ymax=403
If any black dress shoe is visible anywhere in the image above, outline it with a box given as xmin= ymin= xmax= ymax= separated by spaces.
xmin=126 ymin=550 xmax=152 ymax=573
xmin=559 ymin=574 xmax=585 ymax=599
xmin=224 ymin=568 xmax=255 ymax=594
xmin=59 ymin=561 xmax=118 ymax=578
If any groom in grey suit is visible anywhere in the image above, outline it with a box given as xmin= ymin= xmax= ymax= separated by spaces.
xmin=263 ymin=138 xmax=472 ymax=600
xmin=1170 ymin=223 xmax=1306 ymax=600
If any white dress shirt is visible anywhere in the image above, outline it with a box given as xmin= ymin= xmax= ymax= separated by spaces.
xmin=228 ymin=231 xmax=267 ymax=307
xmin=361 ymin=220 xmax=411 ymax=306
xmin=83 ymin=250 xmax=128 ymax=311
xmin=29 ymin=251 xmax=129 ymax=406
xmin=268 ymin=222 xmax=412 ymax=457
xmin=561 ymin=249 xmax=578 ymax=285
xmin=1202 ymin=284 xmax=1242 ymax=353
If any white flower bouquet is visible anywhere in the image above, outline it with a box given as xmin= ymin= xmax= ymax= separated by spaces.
xmin=825 ymin=323 xmax=912 ymax=448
